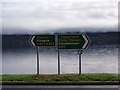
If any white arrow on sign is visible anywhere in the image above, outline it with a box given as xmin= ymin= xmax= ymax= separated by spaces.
xmin=82 ymin=34 xmax=91 ymax=49
xmin=30 ymin=35 xmax=36 ymax=46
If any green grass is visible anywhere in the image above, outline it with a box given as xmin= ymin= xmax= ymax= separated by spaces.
xmin=2 ymin=74 xmax=34 ymax=81
xmin=1 ymin=73 xmax=120 ymax=84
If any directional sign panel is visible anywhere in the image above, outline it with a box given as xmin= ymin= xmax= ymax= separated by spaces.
xmin=58 ymin=34 xmax=90 ymax=49
xmin=30 ymin=35 xmax=55 ymax=46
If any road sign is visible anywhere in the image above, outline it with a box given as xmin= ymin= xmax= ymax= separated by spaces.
xmin=29 ymin=34 xmax=90 ymax=75
xmin=30 ymin=35 xmax=55 ymax=46
xmin=58 ymin=34 xmax=90 ymax=49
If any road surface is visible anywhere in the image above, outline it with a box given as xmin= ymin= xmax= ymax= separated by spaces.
xmin=1 ymin=85 xmax=120 ymax=90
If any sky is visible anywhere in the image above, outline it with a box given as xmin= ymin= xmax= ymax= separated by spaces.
xmin=1 ymin=0 xmax=119 ymax=34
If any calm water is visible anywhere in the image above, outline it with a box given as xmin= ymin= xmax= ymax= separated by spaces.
xmin=2 ymin=45 xmax=118 ymax=74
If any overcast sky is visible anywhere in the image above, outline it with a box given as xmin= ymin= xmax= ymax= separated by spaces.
xmin=1 ymin=0 xmax=119 ymax=34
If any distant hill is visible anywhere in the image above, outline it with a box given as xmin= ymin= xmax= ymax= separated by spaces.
xmin=2 ymin=32 xmax=119 ymax=50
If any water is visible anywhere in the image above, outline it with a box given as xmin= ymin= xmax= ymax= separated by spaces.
xmin=2 ymin=45 xmax=118 ymax=74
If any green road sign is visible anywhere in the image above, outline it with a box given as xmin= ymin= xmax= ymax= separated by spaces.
xmin=30 ymin=35 xmax=55 ymax=46
xmin=58 ymin=34 xmax=90 ymax=49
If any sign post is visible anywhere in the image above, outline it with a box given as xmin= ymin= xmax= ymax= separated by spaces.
xmin=58 ymin=49 xmax=60 ymax=75
xmin=78 ymin=49 xmax=83 ymax=75
xmin=37 ymin=47 xmax=39 ymax=75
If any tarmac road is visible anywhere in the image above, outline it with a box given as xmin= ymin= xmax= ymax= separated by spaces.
xmin=1 ymin=85 xmax=120 ymax=90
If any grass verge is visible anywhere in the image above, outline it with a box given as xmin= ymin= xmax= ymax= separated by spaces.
xmin=1 ymin=73 xmax=120 ymax=85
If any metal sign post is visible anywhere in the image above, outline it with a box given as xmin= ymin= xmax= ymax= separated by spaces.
xmin=37 ymin=47 xmax=39 ymax=75
xmin=58 ymin=49 xmax=60 ymax=75
xmin=78 ymin=49 xmax=83 ymax=75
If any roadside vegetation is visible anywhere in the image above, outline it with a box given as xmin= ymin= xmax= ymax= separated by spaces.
xmin=1 ymin=73 xmax=120 ymax=84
